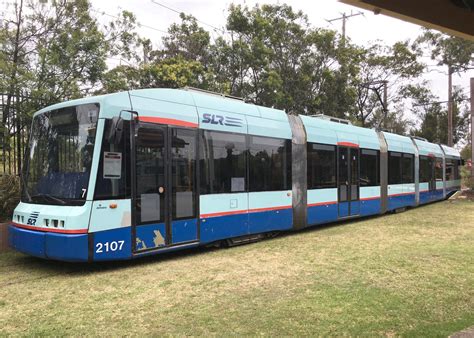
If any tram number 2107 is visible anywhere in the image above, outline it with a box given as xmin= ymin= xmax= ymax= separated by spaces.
xmin=95 ymin=240 xmax=125 ymax=253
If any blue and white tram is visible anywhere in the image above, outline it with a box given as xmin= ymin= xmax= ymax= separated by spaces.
xmin=8 ymin=88 xmax=463 ymax=261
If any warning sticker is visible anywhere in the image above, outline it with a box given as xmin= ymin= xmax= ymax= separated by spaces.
xmin=103 ymin=152 xmax=122 ymax=179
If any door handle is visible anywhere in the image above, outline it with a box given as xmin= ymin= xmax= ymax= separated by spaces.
xmin=158 ymin=186 xmax=165 ymax=194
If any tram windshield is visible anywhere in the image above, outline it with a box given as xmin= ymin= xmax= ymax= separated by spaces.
xmin=21 ymin=103 xmax=99 ymax=206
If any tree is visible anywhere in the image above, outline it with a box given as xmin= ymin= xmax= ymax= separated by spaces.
xmin=224 ymin=3 xmax=355 ymax=116
xmin=351 ymin=41 xmax=424 ymax=129
xmin=161 ymin=13 xmax=211 ymax=66
xmin=407 ymin=84 xmax=470 ymax=145
xmin=0 ymin=0 xmax=141 ymax=174
xmin=416 ymin=30 xmax=474 ymax=145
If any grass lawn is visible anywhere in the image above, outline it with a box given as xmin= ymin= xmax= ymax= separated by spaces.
xmin=0 ymin=199 xmax=473 ymax=336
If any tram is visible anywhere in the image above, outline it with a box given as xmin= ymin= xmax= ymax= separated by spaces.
xmin=8 ymin=88 xmax=462 ymax=261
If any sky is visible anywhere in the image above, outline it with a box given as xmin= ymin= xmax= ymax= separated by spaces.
xmin=92 ymin=0 xmax=474 ymax=104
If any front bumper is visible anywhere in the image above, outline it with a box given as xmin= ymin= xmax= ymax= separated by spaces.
xmin=8 ymin=225 xmax=89 ymax=262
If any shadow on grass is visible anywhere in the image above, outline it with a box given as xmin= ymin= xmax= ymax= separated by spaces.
xmin=1 ymin=199 xmax=451 ymax=280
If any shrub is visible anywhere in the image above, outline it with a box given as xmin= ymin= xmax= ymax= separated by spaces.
xmin=461 ymin=165 xmax=474 ymax=190
xmin=0 ymin=174 xmax=20 ymax=221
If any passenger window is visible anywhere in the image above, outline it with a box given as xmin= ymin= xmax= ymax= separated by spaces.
xmin=249 ymin=136 xmax=291 ymax=192
xmin=402 ymin=153 xmax=414 ymax=184
xmin=307 ymin=143 xmax=336 ymax=189
xmin=445 ymin=159 xmax=454 ymax=181
xmin=94 ymin=119 xmax=131 ymax=200
xmin=199 ymin=130 xmax=247 ymax=194
xmin=360 ymin=149 xmax=379 ymax=187
xmin=455 ymin=160 xmax=461 ymax=180
xmin=435 ymin=158 xmax=443 ymax=181
xmin=419 ymin=156 xmax=432 ymax=183
xmin=388 ymin=152 xmax=402 ymax=184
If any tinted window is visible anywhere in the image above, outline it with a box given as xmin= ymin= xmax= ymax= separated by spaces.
xmin=94 ymin=119 xmax=131 ymax=200
xmin=445 ymin=159 xmax=454 ymax=181
xmin=200 ymin=130 xmax=247 ymax=194
xmin=360 ymin=149 xmax=379 ymax=187
xmin=402 ymin=153 xmax=414 ymax=184
xmin=388 ymin=152 xmax=402 ymax=184
xmin=134 ymin=126 xmax=165 ymax=224
xmin=435 ymin=158 xmax=443 ymax=181
xmin=419 ymin=155 xmax=432 ymax=182
xmin=249 ymin=136 xmax=291 ymax=192
xmin=172 ymin=128 xmax=196 ymax=219
xmin=307 ymin=143 xmax=336 ymax=189
xmin=455 ymin=159 xmax=461 ymax=180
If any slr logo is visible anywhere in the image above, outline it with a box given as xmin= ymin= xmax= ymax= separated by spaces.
xmin=202 ymin=113 xmax=243 ymax=128
xmin=27 ymin=211 xmax=40 ymax=226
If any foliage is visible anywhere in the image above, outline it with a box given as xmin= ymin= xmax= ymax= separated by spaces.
xmin=461 ymin=165 xmax=474 ymax=190
xmin=0 ymin=174 xmax=20 ymax=220
xmin=352 ymin=41 xmax=424 ymax=128
xmin=460 ymin=144 xmax=472 ymax=160
xmin=406 ymin=84 xmax=470 ymax=144
xmin=416 ymin=29 xmax=474 ymax=72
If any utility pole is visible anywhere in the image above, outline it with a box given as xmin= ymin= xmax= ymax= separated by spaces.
xmin=448 ymin=66 xmax=453 ymax=147
xmin=383 ymin=81 xmax=388 ymax=128
xmin=326 ymin=11 xmax=364 ymax=44
xmin=470 ymin=77 xmax=474 ymax=180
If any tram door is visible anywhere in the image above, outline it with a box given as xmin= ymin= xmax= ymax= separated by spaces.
xmin=337 ymin=146 xmax=360 ymax=217
xmin=133 ymin=123 xmax=198 ymax=252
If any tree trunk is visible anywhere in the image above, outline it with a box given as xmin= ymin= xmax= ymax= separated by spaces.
xmin=3 ymin=0 xmax=24 ymax=175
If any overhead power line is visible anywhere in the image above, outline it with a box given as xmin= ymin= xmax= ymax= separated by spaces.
xmin=91 ymin=7 xmax=168 ymax=34
xmin=150 ymin=0 xmax=225 ymax=34
xmin=412 ymin=97 xmax=471 ymax=107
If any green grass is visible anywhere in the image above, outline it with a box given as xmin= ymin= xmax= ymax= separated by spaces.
xmin=0 ymin=200 xmax=473 ymax=336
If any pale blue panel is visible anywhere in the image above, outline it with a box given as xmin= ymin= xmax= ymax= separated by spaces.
xmin=403 ymin=183 xmax=416 ymax=195
xmin=388 ymin=183 xmax=404 ymax=196
xmin=358 ymin=134 xmax=380 ymax=150
xmin=419 ymin=182 xmax=429 ymax=191
xmin=383 ymin=132 xmax=412 ymax=153
xmin=131 ymin=94 xmax=198 ymax=125
xmin=89 ymin=199 xmax=131 ymax=232
xmin=190 ymin=92 xmax=260 ymax=117
xmin=441 ymin=144 xmax=460 ymax=158
xmin=301 ymin=115 xmax=382 ymax=148
xmin=132 ymin=88 xmax=196 ymax=106
xmin=33 ymin=93 xmax=111 ymax=117
xmin=248 ymin=191 xmax=292 ymax=210
xmin=100 ymin=92 xmax=133 ymax=119
xmin=304 ymin=125 xmax=338 ymax=144
xmin=436 ymin=181 xmax=444 ymax=190
xmin=360 ymin=186 xmax=380 ymax=199
xmin=13 ymin=201 xmax=93 ymax=232
xmin=257 ymin=106 xmax=288 ymax=122
xmin=336 ymin=131 xmax=358 ymax=144
xmin=200 ymin=193 xmax=249 ymax=215
xmin=197 ymin=107 xmax=247 ymax=134
xmin=307 ymin=188 xmax=338 ymax=204
xmin=446 ymin=181 xmax=455 ymax=189
xmin=246 ymin=115 xmax=292 ymax=139
xmin=414 ymin=139 xmax=444 ymax=157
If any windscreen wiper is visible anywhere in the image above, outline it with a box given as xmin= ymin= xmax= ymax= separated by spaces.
xmin=31 ymin=193 xmax=67 ymax=205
